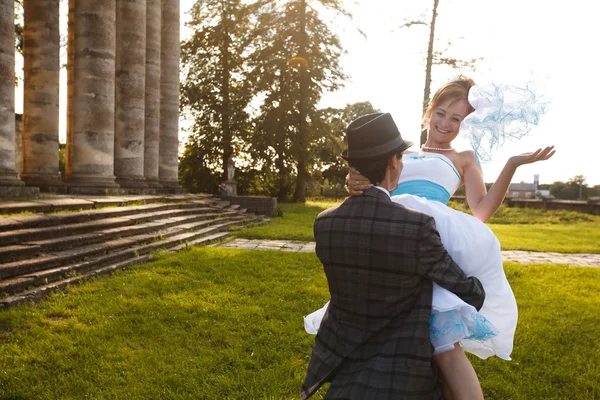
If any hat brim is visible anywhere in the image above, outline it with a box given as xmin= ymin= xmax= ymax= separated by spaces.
xmin=341 ymin=140 xmax=414 ymax=161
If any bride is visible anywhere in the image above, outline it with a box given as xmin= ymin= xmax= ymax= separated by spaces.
xmin=305 ymin=77 xmax=555 ymax=400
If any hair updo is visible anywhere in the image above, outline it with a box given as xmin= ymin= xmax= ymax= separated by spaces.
xmin=422 ymin=77 xmax=476 ymax=129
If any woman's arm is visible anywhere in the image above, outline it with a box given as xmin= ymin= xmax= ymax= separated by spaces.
xmin=464 ymin=146 xmax=556 ymax=222
xmin=345 ymin=168 xmax=372 ymax=195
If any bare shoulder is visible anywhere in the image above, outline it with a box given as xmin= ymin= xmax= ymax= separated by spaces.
xmin=456 ymin=149 xmax=479 ymax=169
xmin=456 ymin=148 xmax=476 ymax=161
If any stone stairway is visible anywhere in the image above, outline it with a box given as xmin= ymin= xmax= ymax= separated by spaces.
xmin=0 ymin=195 xmax=269 ymax=308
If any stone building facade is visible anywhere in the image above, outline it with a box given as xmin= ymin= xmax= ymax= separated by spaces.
xmin=0 ymin=0 xmax=182 ymax=197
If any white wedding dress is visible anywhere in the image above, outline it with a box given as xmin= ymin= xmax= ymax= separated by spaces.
xmin=305 ymin=152 xmax=518 ymax=360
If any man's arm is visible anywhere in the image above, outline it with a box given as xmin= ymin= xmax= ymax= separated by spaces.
xmin=417 ymin=217 xmax=486 ymax=310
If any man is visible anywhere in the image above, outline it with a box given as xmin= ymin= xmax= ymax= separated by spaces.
xmin=301 ymin=112 xmax=485 ymax=399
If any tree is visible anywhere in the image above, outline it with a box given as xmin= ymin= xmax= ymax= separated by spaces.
xmin=15 ymin=0 xmax=23 ymax=54
xmin=247 ymin=0 xmax=348 ymax=202
xmin=550 ymin=176 xmax=589 ymax=200
xmin=399 ymin=0 xmax=482 ymax=145
xmin=569 ymin=175 xmax=586 ymax=200
xmin=180 ymin=0 xmax=259 ymax=181
xmin=178 ymin=139 xmax=221 ymax=194
xmin=313 ymin=101 xmax=380 ymax=185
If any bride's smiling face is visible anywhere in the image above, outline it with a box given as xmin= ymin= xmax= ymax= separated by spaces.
xmin=428 ymin=98 xmax=469 ymax=145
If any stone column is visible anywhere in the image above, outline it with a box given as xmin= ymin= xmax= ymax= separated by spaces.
xmin=159 ymin=0 xmax=182 ymax=191
xmin=0 ymin=1 xmax=24 ymax=189
xmin=65 ymin=0 xmax=119 ymax=192
xmin=21 ymin=0 xmax=64 ymax=192
xmin=114 ymin=0 xmax=148 ymax=190
xmin=143 ymin=0 xmax=161 ymax=188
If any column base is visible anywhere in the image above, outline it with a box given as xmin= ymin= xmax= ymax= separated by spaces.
xmin=65 ymin=174 xmax=120 ymax=189
xmin=20 ymin=174 xmax=67 ymax=194
xmin=0 ymin=173 xmax=25 ymax=187
xmin=157 ymin=179 xmax=184 ymax=194
xmin=144 ymin=178 xmax=162 ymax=188
xmin=0 ymin=185 xmax=40 ymax=199
xmin=115 ymin=176 xmax=149 ymax=189
xmin=120 ymin=187 xmax=158 ymax=195
xmin=66 ymin=186 xmax=128 ymax=196
xmin=38 ymin=185 xmax=68 ymax=194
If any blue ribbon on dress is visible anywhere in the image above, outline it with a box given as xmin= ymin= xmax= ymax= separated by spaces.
xmin=391 ymin=180 xmax=452 ymax=204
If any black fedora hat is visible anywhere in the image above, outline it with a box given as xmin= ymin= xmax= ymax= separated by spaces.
xmin=341 ymin=113 xmax=413 ymax=161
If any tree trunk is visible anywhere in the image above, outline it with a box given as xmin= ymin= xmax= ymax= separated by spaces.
xmin=420 ymin=0 xmax=439 ymax=146
xmin=293 ymin=0 xmax=308 ymax=202
xmin=277 ymin=61 xmax=289 ymax=201
xmin=221 ymin=1 xmax=232 ymax=182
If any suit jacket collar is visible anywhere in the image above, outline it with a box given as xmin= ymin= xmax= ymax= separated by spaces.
xmin=362 ymin=186 xmax=392 ymax=202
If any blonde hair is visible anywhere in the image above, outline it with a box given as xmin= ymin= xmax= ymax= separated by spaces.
xmin=422 ymin=77 xmax=476 ymax=129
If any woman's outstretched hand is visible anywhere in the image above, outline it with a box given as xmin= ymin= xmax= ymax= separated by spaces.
xmin=508 ymin=146 xmax=556 ymax=167
xmin=345 ymin=168 xmax=372 ymax=195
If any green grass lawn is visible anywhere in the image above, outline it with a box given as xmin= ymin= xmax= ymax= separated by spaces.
xmin=0 ymin=248 xmax=598 ymax=399
xmin=236 ymin=198 xmax=600 ymax=253
xmin=234 ymin=198 xmax=341 ymax=241
xmin=489 ymin=223 xmax=600 ymax=253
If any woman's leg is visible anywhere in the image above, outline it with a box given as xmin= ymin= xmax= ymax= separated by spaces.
xmin=433 ymin=343 xmax=484 ymax=400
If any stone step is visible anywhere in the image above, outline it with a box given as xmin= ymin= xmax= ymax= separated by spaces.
xmin=0 ymin=194 xmax=215 ymax=215
xmin=0 ymin=201 xmax=214 ymax=233
xmin=0 ymin=231 xmax=233 ymax=309
xmin=0 ymin=216 xmax=269 ymax=308
xmin=0 ymin=214 xmax=253 ymax=282
xmin=0 ymin=192 xmax=271 ymax=308
xmin=0 ymin=210 xmax=238 ymax=262
xmin=0 ymin=205 xmax=225 ymax=246
xmin=0 ymin=198 xmax=95 ymax=215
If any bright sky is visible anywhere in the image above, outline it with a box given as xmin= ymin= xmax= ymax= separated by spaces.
xmin=15 ymin=0 xmax=600 ymax=185
xmin=310 ymin=0 xmax=600 ymax=186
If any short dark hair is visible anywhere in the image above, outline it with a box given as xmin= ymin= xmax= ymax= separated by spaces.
xmin=349 ymin=152 xmax=403 ymax=185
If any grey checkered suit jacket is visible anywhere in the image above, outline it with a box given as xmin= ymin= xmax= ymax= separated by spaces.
xmin=301 ymin=188 xmax=485 ymax=400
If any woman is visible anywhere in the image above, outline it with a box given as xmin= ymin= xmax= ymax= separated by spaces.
xmin=305 ymin=77 xmax=555 ymax=399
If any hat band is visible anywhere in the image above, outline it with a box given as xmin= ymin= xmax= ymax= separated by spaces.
xmin=347 ymin=136 xmax=406 ymax=159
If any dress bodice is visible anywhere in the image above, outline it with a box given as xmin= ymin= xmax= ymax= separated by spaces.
xmin=389 ymin=152 xmax=461 ymax=204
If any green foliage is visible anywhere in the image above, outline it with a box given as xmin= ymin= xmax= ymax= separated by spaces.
xmin=179 ymin=0 xmax=351 ymax=200
xmin=313 ymin=102 xmax=380 ymax=185
xmin=14 ymin=0 xmax=23 ymax=55
xmin=180 ymin=0 xmax=259 ymax=180
xmin=178 ymin=139 xmax=221 ymax=194
xmin=0 ymin=250 xmax=599 ymax=399
xmin=58 ymin=143 xmax=66 ymax=177
xmin=549 ymin=175 xmax=600 ymax=200
xmin=245 ymin=0 xmax=348 ymax=201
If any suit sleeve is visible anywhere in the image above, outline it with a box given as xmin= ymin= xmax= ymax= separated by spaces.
xmin=417 ymin=216 xmax=486 ymax=311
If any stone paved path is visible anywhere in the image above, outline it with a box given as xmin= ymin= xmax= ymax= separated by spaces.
xmin=220 ymin=239 xmax=600 ymax=267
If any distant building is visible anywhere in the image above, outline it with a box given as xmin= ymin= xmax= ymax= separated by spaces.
xmin=508 ymin=182 xmax=538 ymax=199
